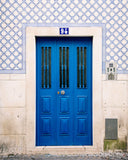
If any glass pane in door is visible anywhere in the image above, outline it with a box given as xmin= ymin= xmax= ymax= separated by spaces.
xmin=59 ymin=47 xmax=69 ymax=88
xmin=41 ymin=47 xmax=51 ymax=88
xmin=77 ymin=47 xmax=87 ymax=88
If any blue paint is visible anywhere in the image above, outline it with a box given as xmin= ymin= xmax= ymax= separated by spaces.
xmin=36 ymin=37 xmax=92 ymax=146
xmin=60 ymin=28 xmax=69 ymax=35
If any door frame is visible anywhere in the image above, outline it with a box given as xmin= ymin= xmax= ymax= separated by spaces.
xmin=36 ymin=37 xmax=92 ymax=146
xmin=26 ymin=27 xmax=103 ymax=154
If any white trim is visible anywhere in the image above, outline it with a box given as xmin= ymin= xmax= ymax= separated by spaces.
xmin=26 ymin=27 xmax=103 ymax=154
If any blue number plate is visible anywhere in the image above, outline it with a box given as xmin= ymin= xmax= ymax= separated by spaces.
xmin=59 ymin=28 xmax=69 ymax=35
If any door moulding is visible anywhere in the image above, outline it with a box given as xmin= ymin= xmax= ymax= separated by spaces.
xmin=26 ymin=27 xmax=103 ymax=154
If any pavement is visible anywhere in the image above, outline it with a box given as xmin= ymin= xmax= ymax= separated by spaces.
xmin=0 ymin=153 xmax=128 ymax=160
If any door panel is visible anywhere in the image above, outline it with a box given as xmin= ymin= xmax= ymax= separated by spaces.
xmin=73 ymin=38 xmax=92 ymax=145
xmin=36 ymin=38 xmax=56 ymax=145
xmin=56 ymin=39 xmax=73 ymax=145
xmin=36 ymin=37 xmax=92 ymax=146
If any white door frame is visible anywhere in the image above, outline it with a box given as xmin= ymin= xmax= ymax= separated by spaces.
xmin=26 ymin=27 xmax=103 ymax=154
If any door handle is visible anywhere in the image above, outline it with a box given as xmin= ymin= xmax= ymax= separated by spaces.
xmin=61 ymin=90 xmax=65 ymax=95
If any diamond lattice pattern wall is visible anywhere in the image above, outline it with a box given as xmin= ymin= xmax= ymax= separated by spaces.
xmin=0 ymin=0 xmax=128 ymax=73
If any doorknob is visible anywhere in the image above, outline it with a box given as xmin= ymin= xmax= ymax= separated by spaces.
xmin=61 ymin=90 xmax=65 ymax=95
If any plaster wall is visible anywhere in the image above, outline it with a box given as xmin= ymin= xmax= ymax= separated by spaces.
xmin=103 ymin=75 xmax=128 ymax=148
xmin=0 ymin=74 xmax=127 ymax=154
xmin=0 ymin=27 xmax=127 ymax=155
xmin=0 ymin=74 xmax=26 ymax=154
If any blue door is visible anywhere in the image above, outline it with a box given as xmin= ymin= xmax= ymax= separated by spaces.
xmin=36 ymin=37 xmax=92 ymax=146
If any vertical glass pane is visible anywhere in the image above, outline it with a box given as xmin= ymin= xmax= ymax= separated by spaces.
xmin=47 ymin=48 xmax=49 ymax=88
xmin=49 ymin=47 xmax=51 ymax=88
xmin=65 ymin=48 xmax=67 ymax=88
xmin=84 ymin=47 xmax=86 ymax=88
xmin=59 ymin=47 xmax=69 ymax=88
xmin=42 ymin=47 xmax=44 ymax=88
xmin=63 ymin=47 xmax=65 ymax=88
xmin=42 ymin=47 xmax=51 ymax=89
xmin=77 ymin=47 xmax=79 ymax=88
xmin=67 ymin=47 xmax=69 ymax=88
xmin=79 ymin=47 xmax=81 ymax=88
xmin=59 ymin=47 xmax=62 ymax=88
xmin=77 ymin=47 xmax=87 ymax=89
xmin=81 ymin=47 xmax=83 ymax=87
xmin=45 ymin=47 xmax=47 ymax=88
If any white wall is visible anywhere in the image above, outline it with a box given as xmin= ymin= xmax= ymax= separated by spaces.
xmin=0 ymin=74 xmax=26 ymax=154
xmin=0 ymin=27 xmax=127 ymax=154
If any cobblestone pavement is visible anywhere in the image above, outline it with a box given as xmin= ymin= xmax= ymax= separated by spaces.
xmin=0 ymin=153 xmax=128 ymax=160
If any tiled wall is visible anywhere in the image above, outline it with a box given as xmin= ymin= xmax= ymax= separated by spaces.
xmin=0 ymin=0 xmax=128 ymax=73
